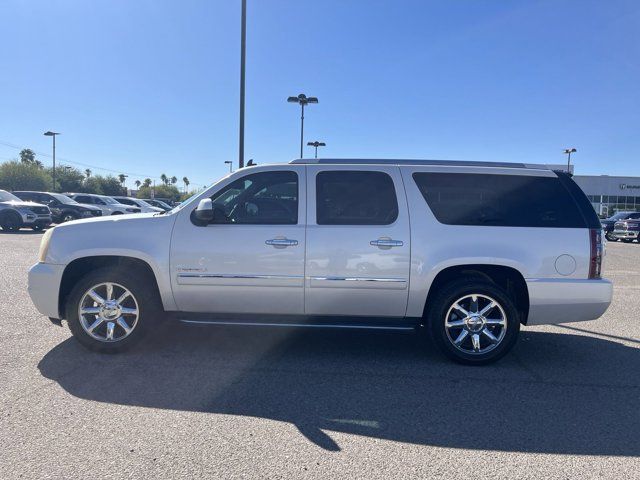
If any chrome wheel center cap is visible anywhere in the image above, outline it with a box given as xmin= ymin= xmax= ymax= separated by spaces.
xmin=101 ymin=301 xmax=121 ymax=320
xmin=465 ymin=315 xmax=485 ymax=332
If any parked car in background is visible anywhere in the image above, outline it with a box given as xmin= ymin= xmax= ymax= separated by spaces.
xmin=0 ymin=189 xmax=52 ymax=231
xmin=601 ymin=211 xmax=640 ymax=241
xmin=64 ymin=193 xmax=141 ymax=215
xmin=28 ymin=159 xmax=612 ymax=365
xmin=142 ymin=198 xmax=172 ymax=211
xmin=111 ymin=196 xmax=163 ymax=213
xmin=613 ymin=219 xmax=640 ymax=243
xmin=13 ymin=191 xmax=102 ymax=224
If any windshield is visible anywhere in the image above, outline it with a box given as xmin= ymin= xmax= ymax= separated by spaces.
xmin=136 ymin=199 xmax=154 ymax=208
xmin=0 ymin=190 xmax=22 ymax=202
xmin=51 ymin=193 xmax=78 ymax=205
xmin=100 ymin=196 xmax=120 ymax=205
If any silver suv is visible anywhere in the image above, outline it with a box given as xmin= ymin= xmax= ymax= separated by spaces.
xmin=28 ymin=159 xmax=612 ymax=364
xmin=0 ymin=189 xmax=52 ymax=231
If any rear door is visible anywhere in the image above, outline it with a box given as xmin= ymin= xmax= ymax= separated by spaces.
xmin=305 ymin=165 xmax=411 ymax=317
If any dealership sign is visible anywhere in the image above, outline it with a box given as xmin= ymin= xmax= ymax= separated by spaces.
xmin=620 ymin=184 xmax=640 ymax=190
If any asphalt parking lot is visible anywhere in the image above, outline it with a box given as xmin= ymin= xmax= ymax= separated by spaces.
xmin=1 ymin=232 xmax=639 ymax=479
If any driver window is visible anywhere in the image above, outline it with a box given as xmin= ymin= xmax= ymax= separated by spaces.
xmin=210 ymin=171 xmax=298 ymax=225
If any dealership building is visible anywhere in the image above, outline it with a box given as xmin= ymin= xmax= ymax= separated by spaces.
xmin=573 ymin=175 xmax=640 ymax=217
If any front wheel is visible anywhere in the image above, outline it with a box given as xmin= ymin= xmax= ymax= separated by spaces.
xmin=31 ymin=224 xmax=44 ymax=231
xmin=65 ymin=267 xmax=161 ymax=353
xmin=427 ymin=279 xmax=520 ymax=365
xmin=605 ymin=232 xmax=616 ymax=242
xmin=0 ymin=211 xmax=22 ymax=232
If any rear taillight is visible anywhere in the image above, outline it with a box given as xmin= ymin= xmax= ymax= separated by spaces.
xmin=589 ymin=228 xmax=603 ymax=279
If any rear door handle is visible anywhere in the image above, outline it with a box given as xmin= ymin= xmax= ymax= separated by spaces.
xmin=370 ymin=238 xmax=404 ymax=248
xmin=265 ymin=238 xmax=299 ymax=247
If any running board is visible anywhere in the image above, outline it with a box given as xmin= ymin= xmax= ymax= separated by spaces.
xmin=177 ymin=318 xmax=417 ymax=331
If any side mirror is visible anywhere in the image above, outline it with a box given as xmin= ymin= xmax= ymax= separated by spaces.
xmin=194 ymin=198 xmax=214 ymax=223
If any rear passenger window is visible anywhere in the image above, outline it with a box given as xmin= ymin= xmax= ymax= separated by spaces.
xmin=413 ymin=172 xmax=586 ymax=228
xmin=316 ymin=171 xmax=398 ymax=225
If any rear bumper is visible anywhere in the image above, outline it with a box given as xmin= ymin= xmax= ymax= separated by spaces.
xmin=28 ymin=262 xmax=65 ymax=319
xmin=525 ymin=278 xmax=613 ymax=326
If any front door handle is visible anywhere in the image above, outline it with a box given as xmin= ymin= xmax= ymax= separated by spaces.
xmin=265 ymin=238 xmax=298 ymax=247
xmin=370 ymin=238 xmax=404 ymax=249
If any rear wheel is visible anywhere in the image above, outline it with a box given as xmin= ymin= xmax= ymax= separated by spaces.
xmin=65 ymin=267 xmax=161 ymax=353
xmin=427 ymin=279 xmax=520 ymax=365
xmin=0 ymin=211 xmax=22 ymax=232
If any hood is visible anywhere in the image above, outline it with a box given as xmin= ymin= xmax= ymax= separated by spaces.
xmin=53 ymin=211 xmax=157 ymax=229
xmin=0 ymin=199 xmax=48 ymax=209
xmin=73 ymin=202 xmax=101 ymax=211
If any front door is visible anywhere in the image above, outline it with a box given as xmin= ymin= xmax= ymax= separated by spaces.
xmin=170 ymin=165 xmax=306 ymax=315
xmin=305 ymin=165 xmax=411 ymax=317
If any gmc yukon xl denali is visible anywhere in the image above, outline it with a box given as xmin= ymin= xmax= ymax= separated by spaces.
xmin=28 ymin=159 xmax=612 ymax=364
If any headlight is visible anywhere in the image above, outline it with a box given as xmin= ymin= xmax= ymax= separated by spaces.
xmin=38 ymin=227 xmax=54 ymax=263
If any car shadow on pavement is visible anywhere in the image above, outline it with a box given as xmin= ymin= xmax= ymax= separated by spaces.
xmin=38 ymin=324 xmax=640 ymax=455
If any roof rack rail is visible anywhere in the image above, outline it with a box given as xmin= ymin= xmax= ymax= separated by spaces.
xmin=289 ymin=158 xmax=552 ymax=170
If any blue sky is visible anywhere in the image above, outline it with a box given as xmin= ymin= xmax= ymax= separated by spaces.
xmin=1 ymin=0 xmax=639 ymax=188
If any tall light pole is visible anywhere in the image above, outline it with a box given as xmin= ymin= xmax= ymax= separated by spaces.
xmin=44 ymin=131 xmax=60 ymax=191
xmin=238 ymin=0 xmax=247 ymax=170
xmin=307 ymin=141 xmax=326 ymax=159
xmin=224 ymin=160 xmax=233 ymax=173
xmin=287 ymin=94 xmax=318 ymax=158
xmin=563 ymin=148 xmax=577 ymax=173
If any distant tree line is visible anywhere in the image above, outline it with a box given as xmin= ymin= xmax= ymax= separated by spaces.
xmin=0 ymin=149 xmax=192 ymax=202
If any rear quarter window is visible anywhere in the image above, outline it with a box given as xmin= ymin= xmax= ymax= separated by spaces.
xmin=413 ymin=172 xmax=587 ymax=228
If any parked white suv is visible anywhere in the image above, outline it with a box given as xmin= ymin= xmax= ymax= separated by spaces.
xmin=65 ymin=193 xmax=141 ymax=215
xmin=28 ymin=159 xmax=612 ymax=364
xmin=111 ymin=196 xmax=164 ymax=213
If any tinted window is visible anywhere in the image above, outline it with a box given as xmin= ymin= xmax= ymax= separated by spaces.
xmin=74 ymin=195 xmax=91 ymax=203
xmin=413 ymin=172 xmax=586 ymax=228
xmin=209 ymin=171 xmax=298 ymax=225
xmin=316 ymin=171 xmax=398 ymax=225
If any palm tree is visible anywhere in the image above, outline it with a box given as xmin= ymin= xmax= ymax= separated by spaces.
xmin=85 ymin=169 xmax=91 ymax=178
xmin=143 ymin=178 xmax=152 ymax=188
xmin=183 ymin=176 xmax=190 ymax=193
xmin=134 ymin=180 xmax=141 ymax=189
xmin=160 ymin=173 xmax=168 ymax=186
xmin=170 ymin=176 xmax=177 ymax=185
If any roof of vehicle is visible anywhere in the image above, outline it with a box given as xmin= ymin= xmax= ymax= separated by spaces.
xmin=288 ymin=158 xmax=557 ymax=170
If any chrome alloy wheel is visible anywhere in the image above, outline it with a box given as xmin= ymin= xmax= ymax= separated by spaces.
xmin=78 ymin=282 xmax=139 ymax=342
xmin=444 ymin=294 xmax=507 ymax=355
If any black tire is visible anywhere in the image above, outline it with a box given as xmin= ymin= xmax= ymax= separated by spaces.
xmin=31 ymin=224 xmax=43 ymax=231
xmin=605 ymin=233 xmax=616 ymax=242
xmin=0 ymin=211 xmax=22 ymax=232
xmin=622 ymin=239 xmax=633 ymax=243
xmin=426 ymin=279 xmax=520 ymax=365
xmin=65 ymin=267 xmax=162 ymax=353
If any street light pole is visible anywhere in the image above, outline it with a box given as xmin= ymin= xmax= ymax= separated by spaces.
xmin=307 ymin=141 xmax=326 ymax=159
xmin=563 ymin=148 xmax=577 ymax=173
xmin=43 ymin=131 xmax=60 ymax=191
xmin=224 ymin=160 xmax=233 ymax=173
xmin=238 ymin=0 xmax=247 ymax=170
xmin=287 ymin=94 xmax=318 ymax=158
